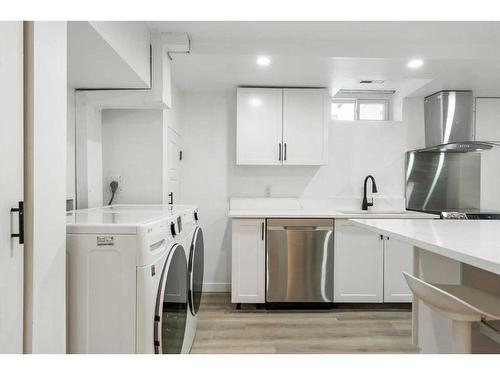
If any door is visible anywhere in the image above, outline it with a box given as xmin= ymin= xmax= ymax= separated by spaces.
xmin=231 ymin=219 xmax=266 ymax=303
xmin=166 ymin=126 xmax=181 ymax=204
xmin=334 ymin=220 xmax=384 ymax=303
xmin=383 ymin=236 xmax=413 ymax=303
xmin=282 ymin=88 xmax=329 ymax=165
xmin=154 ymin=243 xmax=188 ymax=354
xmin=188 ymin=226 xmax=204 ymax=316
xmin=266 ymin=219 xmax=334 ymax=303
xmin=236 ymin=88 xmax=283 ymax=165
xmin=0 ymin=21 xmax=24 ymax=353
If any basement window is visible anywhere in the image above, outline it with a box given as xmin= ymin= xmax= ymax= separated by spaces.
xmin=331 ymin=99 xmax=389 ymax=121
xmin=331 ymin=100 xmax=356 ymax=121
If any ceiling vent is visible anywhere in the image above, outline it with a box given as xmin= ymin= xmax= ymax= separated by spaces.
xmin=360 ymin=79 xmax=386 ymax=84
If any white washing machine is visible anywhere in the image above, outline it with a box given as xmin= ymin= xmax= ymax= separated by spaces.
xmin=66 ymin=209 xmax=190 ymax=354
xmin=71 ymin=204 xmax=204 ymax=353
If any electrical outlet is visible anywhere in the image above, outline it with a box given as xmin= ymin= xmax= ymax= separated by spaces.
xmin=107 ymin=175 xmax=123 ymax=192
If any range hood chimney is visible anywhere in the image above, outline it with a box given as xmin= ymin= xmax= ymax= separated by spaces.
xmin=420 ymin=90 xmax=499 ymax=153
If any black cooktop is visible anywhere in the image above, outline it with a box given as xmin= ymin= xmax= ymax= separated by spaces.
xmin=465 ymin=213 xmax=500 ymax=220
xmin=439 ymin=211 xmax=500 ymax=220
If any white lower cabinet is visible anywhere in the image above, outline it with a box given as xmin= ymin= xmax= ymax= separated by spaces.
xmin=231 ymin=219 xmax=266 ymax=303
xmin=383 ymin=236 xmax=414 ymax=302
xmin=334 ymin=220 xmax=384 ymax=302
xmin=231 ymin=217 xmax=414 ymax=305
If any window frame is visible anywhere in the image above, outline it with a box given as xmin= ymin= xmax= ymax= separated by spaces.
xmin=356 ymin=99 xmax=389 ymax=121
xmin=330 ymin=99 xmax=357 ymax=121
xmin=331 ymin=98 xmax=389 ymax=121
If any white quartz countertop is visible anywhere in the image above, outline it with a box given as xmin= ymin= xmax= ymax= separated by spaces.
xmin=351 ymin=219 xmax=500 ymax=276
xmin=228 ymin=209 xmax=438 ymax=219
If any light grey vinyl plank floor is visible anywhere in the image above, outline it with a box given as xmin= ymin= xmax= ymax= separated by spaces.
xmin=191 ymin=293 xmax=418 ymax=354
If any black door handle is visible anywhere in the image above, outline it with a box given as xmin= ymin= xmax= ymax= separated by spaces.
xmin=278 ymin=143 xmax=282 ymax=161
xmin=168 ymin=192 xmax=173 ymax=205
xmin=284 ymin=143 xmax=287 ymax=161
xmin=10 ymin=201 xmax=24 ymax=244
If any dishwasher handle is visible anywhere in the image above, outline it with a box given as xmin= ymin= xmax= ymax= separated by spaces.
xmin=267 ymin=225 xmax=332 ymax=231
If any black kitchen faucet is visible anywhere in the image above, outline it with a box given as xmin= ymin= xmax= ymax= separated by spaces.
xmin=362 ymin=175 xmax=378 ymax=210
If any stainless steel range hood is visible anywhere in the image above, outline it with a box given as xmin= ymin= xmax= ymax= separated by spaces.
xmin=419 ymin=90 xmax=499 ymax=153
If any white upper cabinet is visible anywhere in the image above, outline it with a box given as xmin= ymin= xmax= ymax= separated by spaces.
xmin=236 ymin=87 xmax=329 ymax=166
xmin=237 ymin=88 xmax=283 ymax=165
xmin=283 ymin=88 xmax=329 ymax=165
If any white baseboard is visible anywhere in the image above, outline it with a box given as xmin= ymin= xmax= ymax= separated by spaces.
xmin=203 ymin=282 xmax=231 ymax=292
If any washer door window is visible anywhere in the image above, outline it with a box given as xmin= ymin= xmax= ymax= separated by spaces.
xmin=188 ymin=227 xmax=204 ymax=316
xmin=154 ymin=243 xmax=188 ymax=354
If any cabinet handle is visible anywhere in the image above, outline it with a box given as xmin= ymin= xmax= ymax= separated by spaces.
xmin=278 ymin=143 xmax=282 ymax=161
xmin=168 ymin=192 xmax=173 ymax=205
xmin=380 ymin=234 xmax=383 ymax=240
xmin=284 ymin=143 xmax=287 ymax=161
xmin=261 ymin=222 xmax=264 ymax=241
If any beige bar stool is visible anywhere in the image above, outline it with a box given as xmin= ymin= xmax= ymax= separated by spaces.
xmin=403 ymin=272 xmax=500 ymax=353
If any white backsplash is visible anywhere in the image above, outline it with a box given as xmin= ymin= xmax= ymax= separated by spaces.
xmin=230 ymin=197 xmax=406 ymax=211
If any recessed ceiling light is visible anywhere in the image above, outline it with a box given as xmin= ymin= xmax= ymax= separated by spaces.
xmin=256 ymin=56 xmax=271 ymax=67
xmin=407 ymin=59 xmax=424 ymax=69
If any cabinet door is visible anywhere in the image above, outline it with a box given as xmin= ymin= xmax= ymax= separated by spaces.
xmin=231 ymin=219 xmax=266 ymax=303
xmin=334 ymin=220 xmax=383 ymax=302
xmin=236 ymin=88 xmax=283 ymax=165
xmin=282 ymin=88 xmax=329 ymax=165
xmin=383 ymin=236 xmax=414 ymax=303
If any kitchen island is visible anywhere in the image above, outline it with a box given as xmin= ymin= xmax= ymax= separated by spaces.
xmin=351 ymin=218 xmax=500 ymax=353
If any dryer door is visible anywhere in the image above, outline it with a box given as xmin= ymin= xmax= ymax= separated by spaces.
xmin=154 ymin=243 xmax=188 ymax=354
xmin=188 ymin=227 xmax=204 ymax=316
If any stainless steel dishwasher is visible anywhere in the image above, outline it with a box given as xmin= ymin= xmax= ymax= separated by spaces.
xmin=266 ymin=219 xmax=334 ymax=303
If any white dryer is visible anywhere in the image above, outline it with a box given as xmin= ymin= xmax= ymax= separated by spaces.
xmin=66 ymin=209 xmax=190 ymax=354
xmin=177 ymin=208 xmax=204 ymax=353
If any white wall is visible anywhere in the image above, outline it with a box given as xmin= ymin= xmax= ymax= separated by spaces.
xmin=24 ymin=21 xmax=67 ymax=353
xmin=101 ymin=109 xmax=163 ymax=205
xmin=89 ymin=22 xmax=151 ymax=87
xmin=180 ymin=94 xmax=231 ymax=291
xmin=180 ymin=91 xmax=425 ymax=290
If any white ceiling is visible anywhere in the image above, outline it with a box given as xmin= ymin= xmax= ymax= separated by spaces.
xmin=147 ymin=21 xmax=500 ymax=97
